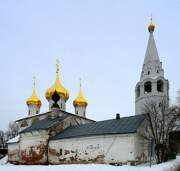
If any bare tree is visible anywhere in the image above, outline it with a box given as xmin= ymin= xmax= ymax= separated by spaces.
xmin=6 ymin=121 xmax=18 ymax=140
xmin=142 ymin=97 xmax=180 ymax=164
xmin=177 ymin=89 xmax=180 ymax=106
xmin=0 ymin=130 xmax=5 ymax=148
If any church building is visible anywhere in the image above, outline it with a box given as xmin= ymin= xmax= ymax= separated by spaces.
xmin=7 ymin=19 xmax=169 ymax=165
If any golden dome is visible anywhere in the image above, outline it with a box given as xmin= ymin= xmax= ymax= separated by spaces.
xmin=45 ymin=60 xmax=69 ymax=102
xmin=73 ymin=80 xmax=88 ymax=107
xmin=26 ymin=77 xmax=41 ymax=108
xmin=148 ymin=15 xmax=155 ymax=32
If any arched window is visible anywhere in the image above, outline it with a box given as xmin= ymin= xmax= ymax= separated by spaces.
xmin=144 ymin=81 xmax=152 ymax=93
xmin=136 ymin=85 xmax=140 ymax=97
xmin=20 ymin=121 xmax=28 ymax=127
xmin=157 ymin=80 xmax=163 ymax=92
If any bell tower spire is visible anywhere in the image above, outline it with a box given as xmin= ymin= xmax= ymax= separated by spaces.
xmin=135 ymin=17 xmax=169 ymax=115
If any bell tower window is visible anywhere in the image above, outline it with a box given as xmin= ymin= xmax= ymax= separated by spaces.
xmin=136 ymin=85 xmax=140 ymax=97
xmin=157 ymin=80 xmax=163 ymax=92
xmin=144 ymin=81 xmax=152 ymax=93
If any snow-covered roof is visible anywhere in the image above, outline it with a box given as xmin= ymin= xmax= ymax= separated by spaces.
xmin=7 ymin=135 xmax=19 ymax=144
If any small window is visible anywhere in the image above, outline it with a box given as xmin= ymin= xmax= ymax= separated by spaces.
xmin=59 ymin=149 xmax=63 ymax=156
xmin=144 ymin=81 xmax=152 ymax=93
xmin=147 ymin=71 xmax=150 ymax=75
xmin=61 ymin=103 xmax=62 ymax=109
xmin=157 ymin=70 xmax=159 ymax=73
xmin=20 ymin=121 xmax=28 ymax=127
xmin=76 ymin=111 xmax=78 ymax=115
xmin=159 ymin=103 xmax=162 ymax=107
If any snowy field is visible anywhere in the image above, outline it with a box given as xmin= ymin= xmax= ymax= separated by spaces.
xmin=0 ymin=156 xmax=180 ymax=171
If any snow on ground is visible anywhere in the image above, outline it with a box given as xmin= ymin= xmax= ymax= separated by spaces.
xmin=0 ymin=156 xmax=180 ymax=171
xmin=0 ymin=156 xmax=8 ymax=165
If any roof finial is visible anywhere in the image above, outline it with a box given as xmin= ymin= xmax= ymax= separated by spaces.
xmin=33 ymin=76 xmax=36 ymax=89
xmin=148 ymin=14 xmax=155 ymax=32
xmin=56 ymin=59 xmax=60 ymax=74
xmin=79 ymin=78 xmax=82 ymax=88
xmin=150 ymin=14 xmax=153 ymax=23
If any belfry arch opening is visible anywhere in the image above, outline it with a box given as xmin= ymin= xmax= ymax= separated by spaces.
xmin=144 ymin=81 xmax=152 ymax=93
xmin=136 ymin=85 xmax=140 ymax=97
xmin=157 ymin=80 xmax=164 ymax=92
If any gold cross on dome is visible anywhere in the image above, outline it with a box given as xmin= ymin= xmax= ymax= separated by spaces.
xmin=56 ymin=59 xmax=60 ymax=74
xmin=150 ymin=14 xmax=153 ymax=23
xmin=33 ymin=76 xmax=36 ymax=88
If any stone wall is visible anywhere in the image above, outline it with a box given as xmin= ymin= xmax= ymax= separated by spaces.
xmin=19 ymin=131 xmax=49 ymax=164
xmin=48 ymin=134 xmax=137 ymax=164
xmin=8 ymin=142 xmax=19 ymax=164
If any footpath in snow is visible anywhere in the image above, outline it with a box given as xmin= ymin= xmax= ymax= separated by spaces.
xmin=0 ymin=156 xmax=180 ymax=171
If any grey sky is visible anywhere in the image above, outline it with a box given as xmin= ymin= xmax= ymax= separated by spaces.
xmin=0 ymin=0 xmax=180 ymax=130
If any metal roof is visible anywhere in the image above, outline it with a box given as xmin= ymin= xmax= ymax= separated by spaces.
xmin=51 ymin=114 xmax=146 ymax=140
xmin=20 ymin=115 xmax=69 ymax=133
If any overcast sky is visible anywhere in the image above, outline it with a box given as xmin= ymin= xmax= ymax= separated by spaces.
xmin=0 ymin=0 xmax=180 ymax=130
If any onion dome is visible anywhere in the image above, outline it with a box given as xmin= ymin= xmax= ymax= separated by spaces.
xmin=148 ymin=15 xmax=155 ymax=32
xmin=73 ymin=79 xmax=88 ymax=107
xmin=45 ymin=60 xmax=69 ymax=102
xmin=26 ymin=77 xmax=41 ymax=108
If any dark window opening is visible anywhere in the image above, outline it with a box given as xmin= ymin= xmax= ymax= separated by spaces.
xmin=159 ymin=103 xmax=162 ymax=107
xmin=157 ymin=70 xmax=159 ymax=73
xmin=20 ymin=121 xmax=28 ymax=127
xmin=147 ymin=71 xmax=150 ymax=75
xmin=76 ymin=111 xmax=78 ymax=115
xmin=59 ymin=149 xmax=63 ymax=156
xmin=52 ymin=91 xmax=60 ymax=108
xmin=144 ymin=81 xmax=152 ymax=93
xmin=136 ymin=85 xmax=140 ymax=97
xmin=60 ymin=103 xmax=62 ymax=109
xmin=157 ymin=80 xmax=163 ymax=92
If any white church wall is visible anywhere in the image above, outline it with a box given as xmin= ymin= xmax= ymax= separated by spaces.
xmin=19 ymin=130 xmax=49 ymax=164
xmin=48 ymin=134 xmax=136 ymax=164
xmin=134 ymin=134 xmax=148 ymax=161
xmin=8 ymin=142 xmax=19 ymax=164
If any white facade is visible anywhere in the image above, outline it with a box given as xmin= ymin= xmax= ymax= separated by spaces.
xmin=8 ymin=143 xmax=19 ymax=163
xmin=19 ymin=130 xmax=49 ymax=164
xmin=48 ymin=133 xmax=148 ymax=164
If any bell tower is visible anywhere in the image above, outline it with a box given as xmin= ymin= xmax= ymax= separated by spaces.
xmin=135 ymin=17 xmax=169 ymax=115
